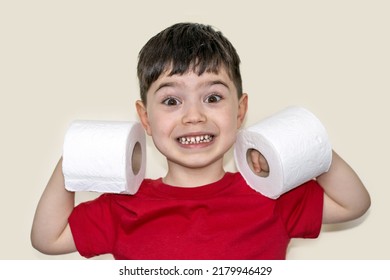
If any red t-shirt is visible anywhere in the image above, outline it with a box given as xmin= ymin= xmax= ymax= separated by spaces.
xmin=69 ymin=172 xmax=323 ymax=259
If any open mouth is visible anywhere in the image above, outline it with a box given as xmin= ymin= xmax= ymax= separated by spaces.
xmin=177 ymin=134 xmax=215 ymax=145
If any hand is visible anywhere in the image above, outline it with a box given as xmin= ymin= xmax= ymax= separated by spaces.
xmin=247 ymin=149 xmax=270 ymax=177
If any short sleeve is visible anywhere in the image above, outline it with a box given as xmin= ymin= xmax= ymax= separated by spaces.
xmin=68 ymin=194 xmax=116 ymax=258
xmin=276 ymin=180 xmax=324 ymax=238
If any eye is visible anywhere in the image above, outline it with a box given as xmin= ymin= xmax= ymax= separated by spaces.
xmin=162 ymin=97 xmax=181 ymax=106
xmin=205 ymin=94 xmax=222 ymax=103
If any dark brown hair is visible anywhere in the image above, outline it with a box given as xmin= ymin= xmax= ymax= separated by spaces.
xmin=137 ymin=23 xmax=242 ymax=104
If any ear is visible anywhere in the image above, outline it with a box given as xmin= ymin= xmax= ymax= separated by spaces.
xmin=135 ymin=100 xmax=152 ymax=136
xmin=237 ymin=94 xmax=248 ymax=128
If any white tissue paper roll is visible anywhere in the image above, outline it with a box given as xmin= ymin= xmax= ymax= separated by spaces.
xmin=234 ymin=106 xmax=332 ymax=199
xmin=62 ymin=120 xmax=146 ymax=194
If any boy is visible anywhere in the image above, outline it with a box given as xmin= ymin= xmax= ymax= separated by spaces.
xmin=31 ymin=23 xmax=370 ymax=259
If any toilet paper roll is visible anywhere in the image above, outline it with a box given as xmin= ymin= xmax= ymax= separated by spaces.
xmin=62 ymin=120 xmax=146 ymax=194
xmin=234 ymin=106 xmax=332 ymax=199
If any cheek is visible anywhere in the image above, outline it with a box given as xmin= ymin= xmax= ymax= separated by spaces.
xmin=148 ymin=110 xmax=174 ymax=138
xmin=219 ymin=106 xmax=240 ymax=128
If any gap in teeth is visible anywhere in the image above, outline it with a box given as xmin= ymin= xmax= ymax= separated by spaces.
xmin=178 ymin=135 xmax=213 ymax=144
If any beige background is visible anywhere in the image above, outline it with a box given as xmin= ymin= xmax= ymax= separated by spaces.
xmin=1 ymin=0 xmax=389 ymax=259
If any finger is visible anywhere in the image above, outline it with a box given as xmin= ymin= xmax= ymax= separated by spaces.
xmin=258 ymin=153 xmax=270 ymax=173
xmin=249 ymin=149 xmax=261 ymax=173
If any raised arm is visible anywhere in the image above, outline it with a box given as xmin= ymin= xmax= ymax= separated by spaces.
xmin=248 ymin=149 xmax=370 ymax=224
xmin=31 ymin=158 xmax=77 ymax=254
xmin=318 ymin=150 xmax=370 ymax=224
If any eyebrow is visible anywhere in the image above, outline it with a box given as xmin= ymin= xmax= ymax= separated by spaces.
xmin=154 ymin=82 xmax=177 ymax=94
xmin=154 ymin=79 xmax=230 ymax=94
xmin=206 ymin=80 xmax=230 ymax=89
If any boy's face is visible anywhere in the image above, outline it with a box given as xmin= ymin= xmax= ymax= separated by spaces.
xmin=136 ymin=67 xmax=247 ymax=175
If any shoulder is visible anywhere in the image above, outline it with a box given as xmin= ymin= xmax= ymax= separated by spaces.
xmin=232 ymin=172 xmax=323 ymax=199
xmin=72 ymin=178 xmax=164 ymax=212
xmin=277 ymin=180 xmax=324 ymax=206
xmin=276 ymin=180 xmax=324 ymax=222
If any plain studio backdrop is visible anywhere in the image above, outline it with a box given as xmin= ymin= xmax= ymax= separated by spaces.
xmin=1 ymin=0 xmax=388 ymax=260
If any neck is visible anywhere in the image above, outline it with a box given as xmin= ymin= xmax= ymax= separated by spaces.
xmin=163 ymin=160 xmax=225 ymax=188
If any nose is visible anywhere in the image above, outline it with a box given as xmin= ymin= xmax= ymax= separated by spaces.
xmin=182 ymin=102 xmax=207 ymax=125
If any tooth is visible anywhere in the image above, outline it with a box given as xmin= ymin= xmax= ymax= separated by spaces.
xmin=178 ymin=135 xmax=214 ymax=145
